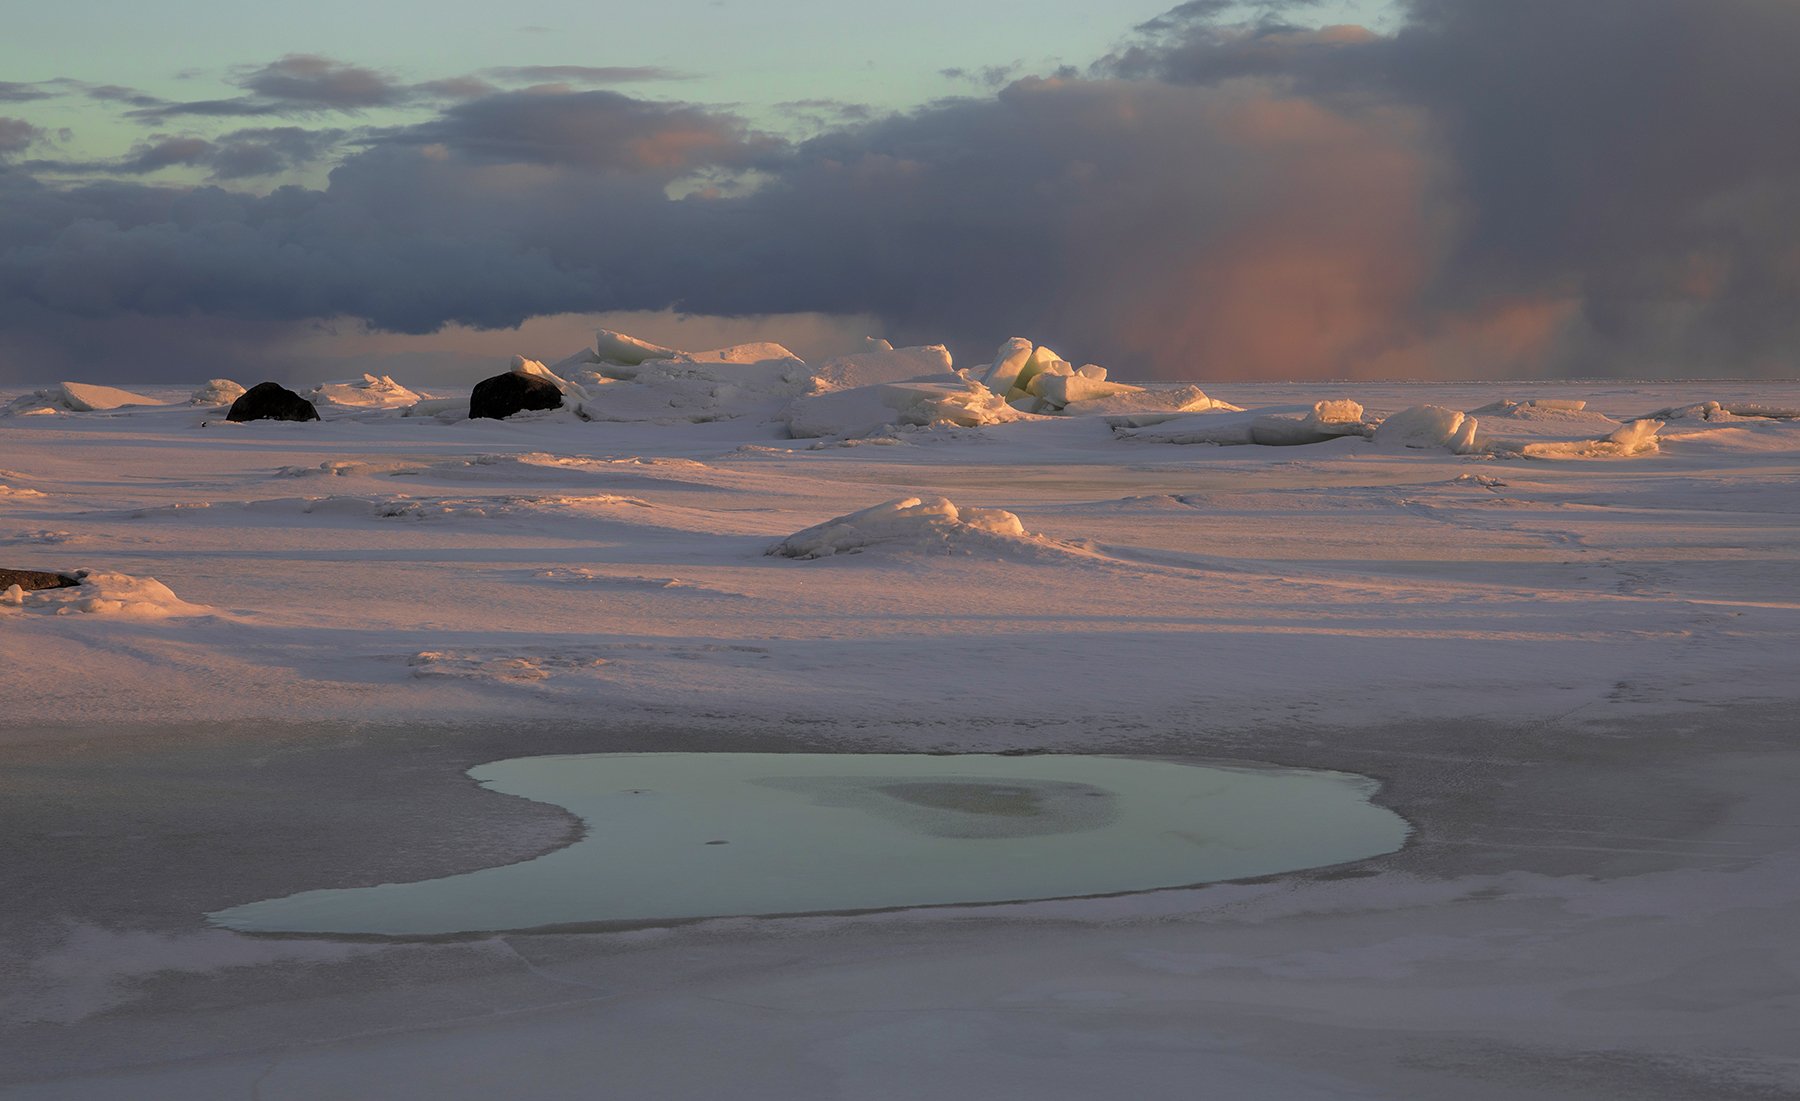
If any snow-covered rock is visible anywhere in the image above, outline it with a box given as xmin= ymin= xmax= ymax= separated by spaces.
xmin=768 ymin=496 xmax=1031 ymax=558
xmin=1373 ymin=405 xmax=1480 ymax=453
xmin=1 ymin=569 xmax=208 ymax=617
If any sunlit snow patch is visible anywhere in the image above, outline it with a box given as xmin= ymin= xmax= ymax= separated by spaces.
xmin=209 ymin=753 xmax=1409 ymax=936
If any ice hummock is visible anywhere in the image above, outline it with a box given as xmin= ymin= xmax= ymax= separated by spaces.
xmin=3 ymin=381 xmax=162 ymax=415
xmin=768 ymin=496 xmax=1034 ymax=558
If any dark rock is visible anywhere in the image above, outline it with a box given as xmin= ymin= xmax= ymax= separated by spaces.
xmin=469 ymin=373 xmax=563 ymax=420
xmin=0 ymin=568 xmax=80 ymax=592
xmin=226 ymin=382 xmax=320 ymax=423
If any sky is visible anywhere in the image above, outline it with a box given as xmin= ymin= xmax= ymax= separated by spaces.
xmin=3 ymin=0 xmax=1797 ymax=385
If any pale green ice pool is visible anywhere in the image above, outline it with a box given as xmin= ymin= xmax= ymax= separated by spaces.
xmin=210 ymin=753 xmax=1409 ymax=936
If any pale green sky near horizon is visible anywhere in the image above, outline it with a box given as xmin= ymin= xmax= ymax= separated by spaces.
xmin=5 ymin=0 xmax=1397 ymax=170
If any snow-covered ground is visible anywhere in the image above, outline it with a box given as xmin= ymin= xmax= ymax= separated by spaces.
xmin=3 ymin=341 xmax=1798 ymax=1098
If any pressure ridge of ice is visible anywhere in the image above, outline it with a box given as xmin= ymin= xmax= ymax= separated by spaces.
xmin=0 ymin=327 xmax=1732 ymax=460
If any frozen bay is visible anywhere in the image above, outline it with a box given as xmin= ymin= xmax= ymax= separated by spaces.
xmin=3 ymin=368 xmax=1798 ymax=1098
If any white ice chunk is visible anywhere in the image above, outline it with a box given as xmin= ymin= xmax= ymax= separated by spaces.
xmin=1307 ymin=399 xmax=1365 ymax=425
xmin=768 ymin=496 xmax=1031 ymax=558
xmin=1011 ymin=345 xmax=1064 ymax=397
xmin=1028 ymin=366 xmax=1142 ymax=410
xmin=1373 ymin=405 xmax=1479 ymax=453
xmin=983 ymin=338 xmax=1034 ymax=395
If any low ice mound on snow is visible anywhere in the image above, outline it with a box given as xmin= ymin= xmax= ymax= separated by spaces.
xmin=1372 ymin=405 xmax=1481 ymax=453
xmin=768 ymin=496 xmax=1033 ymax=558
xmin=4 ymin=382 xmax=161 ymax=415
xmin=2 ymin=569 xmax=208 ymax=616
xmin=1510 ymin=419 xmax=1665 ymax=459
xmin=306 ymin=374 xmax=421 ymax=409
xmin=1642 ymin=400 xmax=1800 ymax=422
xmin=1114 ymin=401 xmax=1370 ymax=445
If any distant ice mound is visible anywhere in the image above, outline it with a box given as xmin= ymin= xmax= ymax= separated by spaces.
xmin=306 ymin=373 xmax=422 ymax=409
xmin=1 ymin=569 xmax=209 ymax=617
xmin=768 ymin=496 xmax=1036 ymax=558
xmin=3 ymin=382 xmax=160 ymax=415
xmin=1114 ymin=401 xmax=1372 ymax=445
xmin=1509 ymin=418 xmax=1664 ymax=459
xmin=191 ymin=379 xmax=247 ymax=406
xmin=1641 ymin=400 xmax=1800 ymax=422
xmin=784 ymin=379 xmax=1015 ymax=438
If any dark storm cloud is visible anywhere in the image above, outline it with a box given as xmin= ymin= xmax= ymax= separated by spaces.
xmin=18 ymin=127 xmax=346 ymax=181
xmin=7 ymin=3 xmax=1800 ymax=382
xmin=1112 ymin=0 xmax=1800 ymax=372
xmin=206 ymin=126 xmax=347 ymax=179
xmin=386 ymin=89 xmax=777 ymax=172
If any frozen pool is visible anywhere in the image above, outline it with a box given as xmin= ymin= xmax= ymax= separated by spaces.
xmin=210 ymin=753 xmax=1408 ymax=936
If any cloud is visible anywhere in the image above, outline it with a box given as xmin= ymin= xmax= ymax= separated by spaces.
xmin=0 ymin=81 xmax=59 ymax=103
xmin=127 ymin=55 xmax=408 ymax=121
xmin=384 ymin=89 xmax=778 ymax=173
xmin=0 ymin=117 xmax=45 ymax=156
xmin=482 ymin=65 xmax=686 ymax=85
xmin=7 ymin=4 xmax=1800 ymax=382
xmin=18 ymin=126 xmax=346 ymax=181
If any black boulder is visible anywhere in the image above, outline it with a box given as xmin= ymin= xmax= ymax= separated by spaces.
xmin=0 ymin=568 xmax=79 ymax=592
xmin=469 ymin=373 xmax=563 ymax=420
xmin=226 ymin=382 xmax=320 ymax=423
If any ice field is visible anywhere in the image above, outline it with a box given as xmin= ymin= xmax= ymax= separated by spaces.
xmin=3 ymin=334 xmax=1799 ymax=1098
